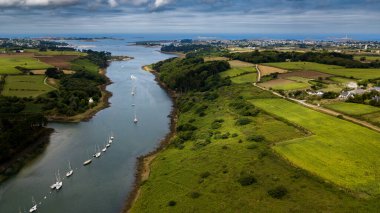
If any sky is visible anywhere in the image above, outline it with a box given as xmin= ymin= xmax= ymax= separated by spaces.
xmin=0 ymin=0 xmax=379 ymax=35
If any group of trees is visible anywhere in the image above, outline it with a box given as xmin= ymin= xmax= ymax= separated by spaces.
xmin=161 ymin=44 xmax=220 ymax=54
xmin=152 ymin=56 xmax=231 ymax=92
xmin=230 ymin=50 xmax=380 ymax=68
xmin=347 ymin=90 xmax=380 ymax=106
xmin=0 ymin=97 xmax=48 ymax=164
xmin=41 ymin=50 xmax=109 ymax=116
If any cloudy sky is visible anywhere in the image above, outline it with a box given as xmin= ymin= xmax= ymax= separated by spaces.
xmin=0 ymin=0 xmax=379 ymax=35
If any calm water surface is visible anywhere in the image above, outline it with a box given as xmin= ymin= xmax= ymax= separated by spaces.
xmin=0 ymin=39 xmax=174 ymax=213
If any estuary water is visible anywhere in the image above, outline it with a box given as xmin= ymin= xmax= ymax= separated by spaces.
xmin=0 ymin=39 xmax=175 ymax=213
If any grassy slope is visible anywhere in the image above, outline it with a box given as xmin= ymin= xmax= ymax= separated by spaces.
xmin=2 ymin=75 xmax=55 ymax=97
xmin=131 ymin=84 xmax=380 ymax=212
xmin=71 ymin=58 xmax=100 ymax=74
xmin=264 ymin=62 xmax=380 ymax=80
xmin=230 ymin=73 xmax=257 ymax=84
xmin=324 ymin=102 xmax=380 ymax=115
xmin=0 ymin=57 xmax=52 ymax=74
xmin=251 ymin=98 xmax=380 ymax=195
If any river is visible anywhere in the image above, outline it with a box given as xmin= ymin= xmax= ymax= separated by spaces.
xmin=0 ymin=38 xmax=175 ymax=213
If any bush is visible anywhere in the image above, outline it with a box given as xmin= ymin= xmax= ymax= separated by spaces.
xmin=189 ymin=191 xmax=201 ymax=199
xmin=168 ymin=200 xmax=177 ymax=206
xmin=268 ymin=186 xmax=288 ymax=199
xmin=235 ymin=118 xmax=252 ymax=126
xmin=177 ymin=123 xmax=197 ymax=131
xmin=211 ymin=122 xmax=222 ymax=129
xmin=238 ymin=175 xmax=257 ymax=186
xmin=232 ymin=133 xmax=238 ymax=138
xmin=200 ymin=171 xmax=211 ymax=179
xmin=247 ymin=135 xmax=265 ymax=142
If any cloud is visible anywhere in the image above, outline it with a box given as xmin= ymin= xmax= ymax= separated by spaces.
xmin=108 ymin=0 xmax=118 ymax=7
xmin=153 ymin=0 xmax=171 ymax=8
xmin=0 ymin=0 xmax=79 ymax=7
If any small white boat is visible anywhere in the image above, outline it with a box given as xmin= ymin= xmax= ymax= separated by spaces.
xmin=106 ymin=143 xmax=111 ymax=148
xmin=94 ymin=145 xmax=101 ymax=158
xmin=102 ymin=143 xmax=107 ymax=152
xmin=83 ymin=151 xmax=92 ymax=166
xmin=50 ymin=173 xmax=57 ymax=189
xmin=66 ymin=161 xmax=73 ymax=177
xmin=134 ymin=114 xmax=138 ymax=124
xmin=29 ymin=197 xmax=37 ymax=212
xmin=83 ymin=159 xmax=92 ymax=166
xmin=110 ymin=133 xmax=114 ymax=140
xmin=55 ymin=170 xmax=63 ymax=190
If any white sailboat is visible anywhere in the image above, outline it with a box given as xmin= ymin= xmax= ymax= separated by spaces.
xmin=50 ymin=173 xmax=57 ymax=189
xmin=102 ymin=142 xmax=107 ymax=152
xmin=94 ymin=145 xmax=101 ymax=158
xmin=134 ymin=113 xmax=138 ymax=124
xmin=66 ymin=161 xmax=73 ymax=177
xmin=110 ymin=132 xmax=114 ymax=140
xmin=55 ymin=170 xmax=63 ymax=190
xmin=29 ymin=197 xmax=37 ymax=212
xmin=131 ymin=87 xmax=135 ymax=96
xmin=83 ymin=150 xmax=92 ymax=166
xmin=108 ymin=136 xmax=113 ymax=144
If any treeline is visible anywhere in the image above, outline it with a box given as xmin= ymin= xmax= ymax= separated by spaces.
xmin=152 ymin=56 xmax=231 ymax=92
xmin=161 ymin=44 xmax=220 ymax=54
xmin=81 ymin=50 xmax=112 ymax=68
xmin=0 ymin=97 xmax=48 ymax=164
xmin=230 ymin=51 xmax=380 ymax=68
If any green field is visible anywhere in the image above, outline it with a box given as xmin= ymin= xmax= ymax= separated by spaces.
xmin=71 ymin=58 xmax=99 ymax=74
xmin=329 ymin=76 xmax=356 ymax=84
xmin=354 ymin=55 xmax=380 ymax=62
xmin=25 ymin=49 xmax=87 ymax=56
xmin=2 ymin=75 xmax=55 ymax=97
xmin=220 ymin=67 xmax=256 ymax=78
xmin=251 ymin=98 xmax=380 ymax=195
xmin=230 ymin=73 xmax=257 ymax=84
xmin=0 ymin=57 xmax=52 ymax=74
xmin=264 ymin=62 xmax=380 ymax=80
xmin=272 ymin=81 xmax=309 ymax=90
xmin=132 ymin=84 xmax=380 ymax=212
xmin=324 ymin=102 xmax=380 ymax=115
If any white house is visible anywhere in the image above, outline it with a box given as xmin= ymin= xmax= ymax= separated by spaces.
xmin=346 ymin=82 xmax=358 ymax=89
xmin=89 ymin=97 xmax=94 ymax=104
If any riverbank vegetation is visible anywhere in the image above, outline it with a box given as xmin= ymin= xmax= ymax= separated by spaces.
xmin=130 ymin=54 xmax=380 ymax=212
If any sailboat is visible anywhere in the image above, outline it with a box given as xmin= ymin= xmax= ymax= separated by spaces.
xmin=131 ymin=87 xmax=135 ymax=96
xmin=66 ymin=161 xmax=73 ymax=177
xmin=50 ymin=173 xmax=57 ymax=189
xmin=102 ymin=142 xmax=107 ymax=152
xmin=134 ymin=113 xmax=138 ymax=124
xmin=83 ymin=150 xmax=92 ymax=166
xmin=94 ymin=145 xmax=101 ymax=158
xmin=29 ymin=197 xmax=37 ymax=212
xmin=55 ymin=170 xmax=63 ymax=190
xmin=110 ymin=132 xmax=114 ymax=140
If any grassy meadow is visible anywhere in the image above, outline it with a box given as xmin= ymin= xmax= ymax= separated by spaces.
xmin=264 ymin=62 xmax=380 ymax=80
xmin=2 ymin=75 xmax=55 ymax=97
xmin=251 ymin=98 xmax=380 ymax=195
xmin=0 ymin=57 xmax=51 ymax=74
xmin=324 ymin=102 xmax=380 ymax=115
xmin=131 ymin=83 xmax=380 ymax=212
xmin=71 ymin=58 xmax=100 ymax=74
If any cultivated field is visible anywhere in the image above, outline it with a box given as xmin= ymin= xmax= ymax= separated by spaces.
xmin=258 ymin=79 xmax=310 ymax=90
xmin=229 ymin=60 xmax=255 ymax=68
xmin=35 ymin=55 xmax=79 ymax=70
xmin=220 ymin=67 xmax=256 ymax=78
xmin=324 ymin=102 xmax=380 ymax=116
xmin=230 ymin=73 xmax=257 ymax=84
xmin=257 ymin=65 xmax=287 ymax=76
xmin=0 ymin=57 xmax=52 ymax=74
xmin=25 ymin=49 xmax=86 ymax=56
xmin=264 ymin=62 xmax=380 ymax=80
xmin=204 ymin=56 xmax=229 ymax=62
xmin=251 ymin=98 xmax=380 ymax=195
xmin=2 ymin=75 xmax=55 ymax=97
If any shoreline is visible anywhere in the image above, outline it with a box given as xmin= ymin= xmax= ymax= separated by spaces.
xmin=46 ymin=67 xmax=113 ymax=123
xmin=122 ymin=66 xmax=178 ymax=212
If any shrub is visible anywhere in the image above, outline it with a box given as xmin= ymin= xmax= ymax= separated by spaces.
xmin=337 ymin=115 xmax=344 ymax=119
xmin=168 ymin=200 xmax=177 ymax=206
xmin=177 ymin=123 xmax=197 ymax=131
xmin=235 ymin=118 xmax=252 ymax=126
xmin=200 ymin=171 xmax=211 ymax=179
xmin=189 ymin=191 xmax=201 ymax=199
xmin=232 ymin=133 xmax=238 ymax=138
xmin=247 ymin=135 xmax=265 ymax=142
xmin=238 ymin=175 xmax=257 ymax=186
xmin=211 ymin=122 xmax=222 ymax=129
xmin=268 ymin=186 xmax=288 ymax=199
